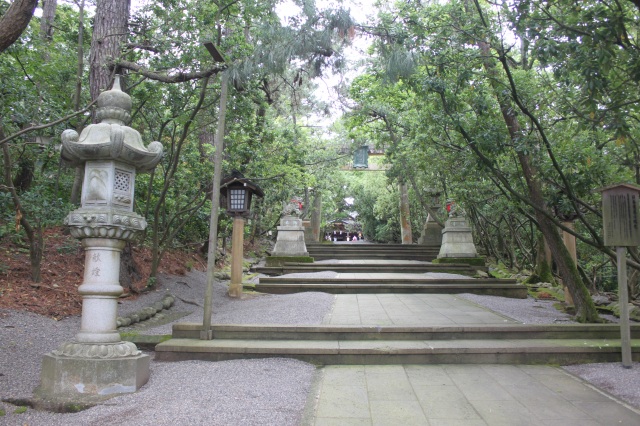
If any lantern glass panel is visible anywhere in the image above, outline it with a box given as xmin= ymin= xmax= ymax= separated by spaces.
xmin=229 ymin=188 xmax=246 ymax=211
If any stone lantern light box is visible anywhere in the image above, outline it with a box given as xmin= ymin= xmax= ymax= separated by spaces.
xmin=82 ymin=162 xmax=135 ymax=210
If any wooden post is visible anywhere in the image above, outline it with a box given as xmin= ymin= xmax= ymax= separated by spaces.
xmin=311 ymin=191 xmax=322 ymax=243
xmin=228 ymin=215 xmax=245 ymax=298
xmin=617 ymin=246 xmax=633 ymax=368
xmin=202 ymin=71 xmax=229 ymax=339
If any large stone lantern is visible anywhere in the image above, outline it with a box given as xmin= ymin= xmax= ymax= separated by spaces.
xmin=38 ymin=76 xmax=163 ymax=399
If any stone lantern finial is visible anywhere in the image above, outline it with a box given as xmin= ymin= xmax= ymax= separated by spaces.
xmin=95 ymin=75 xmax=132 ymax=125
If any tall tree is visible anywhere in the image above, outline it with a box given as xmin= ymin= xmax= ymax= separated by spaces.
xmin=0 ymin=0 xmax=38 ymax=53
xmin=90 ymin=0 xmax=130 ymax=101
xmin=40 ymin=0 xmax=57 ymax=40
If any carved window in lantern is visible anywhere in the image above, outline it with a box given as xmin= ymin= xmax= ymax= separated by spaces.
xmin=113 ymin=168 xmax=133 ymax=208
xmin=229 ymin=188 xmax=246 ymax=211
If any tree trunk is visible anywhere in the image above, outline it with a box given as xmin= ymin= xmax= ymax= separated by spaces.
xmin=1 ymin=127 xmax=43 ymax=282
xmin=518 ymin=151 xmax=597 ymax=321
xmin=89 ymin=0 xmax=131 ymax=103
xmin=89 ymin=0 xmax=134 ymax=285
xmin=40 ymin=0 xmax=57 ymax=40
xmin=399 ymin=181 xmax=412 ymax=244
xmin=0 ymin=0 xmax=38 ymax=53
xmin=528 ymin=234 xmax=554 ymax=284
xmin=70 ymin=0 xmax=86 ymax=204
xmin=119 ymin=242 xmax=141 ymax=293
xmin=311 ymin=191 xmax=322 ymax=243
xmin=13 ymin=157 xmax=34 ymax=192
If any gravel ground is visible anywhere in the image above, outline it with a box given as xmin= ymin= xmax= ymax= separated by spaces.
xmin=1 ymin=270 xmax=638 ymax=424
xmin=459 ymin=293 xmax=575 ymax=324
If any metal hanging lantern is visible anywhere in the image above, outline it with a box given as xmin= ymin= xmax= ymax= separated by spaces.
xmin=353 ymin=145 xmax=369 ymax=169
xmin=425 ymin=188 xmax=442 ymax=208
xmin=227 ymin=183 xmax=250 ymax=212
xmin=220 ymin=171 xmax=264 ymax=216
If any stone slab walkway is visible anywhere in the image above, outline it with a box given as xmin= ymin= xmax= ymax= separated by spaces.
xmin=306 ymin=294 xmax=640 ymax=424
xmin=323 ymin=294 xmax=517 ymax=326
xmin=310 ymin=364 xmax=640 ymax=425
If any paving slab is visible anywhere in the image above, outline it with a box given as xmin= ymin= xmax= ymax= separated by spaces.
xmin=324 ymin=294 xmax=516 ymax=326
xmin=308 ymin=364 xmax=640 ymax=425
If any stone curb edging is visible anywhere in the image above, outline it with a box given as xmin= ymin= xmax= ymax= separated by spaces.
xmin=116 ymin=294 xmax=175 ymax=328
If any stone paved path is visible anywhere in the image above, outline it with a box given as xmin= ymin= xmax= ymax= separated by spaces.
xmin=323 ymin=294 xmax=516 ymax=326
xmin=308 ymin=293 xmax=640 ymax=425
xmin=310 ymin=364 xmax=640 ymax=425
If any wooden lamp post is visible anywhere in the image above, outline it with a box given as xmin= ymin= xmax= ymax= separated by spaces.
xmin=221 ymin=172 xmax=264 ymax=298
xmin=598 ymin=183 xmax=640 ymax=368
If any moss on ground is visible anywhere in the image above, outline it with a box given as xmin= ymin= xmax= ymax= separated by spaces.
xmin=432 ymin=257 xmax=486 ymax=266
xmin=266 ymin=256 xmax=314 ymax=266
xmin=119 ymin=331 xmax=139 ymax=340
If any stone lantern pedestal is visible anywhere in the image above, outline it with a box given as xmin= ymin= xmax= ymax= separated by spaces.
xmin=37 ymin=76 xmax=162 ymax=401
xmin=436 ymin=216 xmax=481 ymax=263
xmin=418 ymin=214 xmax=443 ymax=246
xmin=272 ymin=216 xmax=309 ymax=256
xmin=266 ymin=213 xmax=313 ymax=267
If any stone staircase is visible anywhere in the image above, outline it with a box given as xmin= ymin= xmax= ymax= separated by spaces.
xmin=305 ymin=243 xmax=440 ymax=261
xmin=153 ymin=243 xmax=639 ymax=366
xmin=254 ymin=260 xmax=481 ymax=276
xmin=255 ymin=275 xmax=527 ymax=298
xmin=155 ymin=323 xmax=640 ymax=365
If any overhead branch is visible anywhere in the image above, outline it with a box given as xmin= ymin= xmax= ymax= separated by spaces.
xmin=114 ymin=60 xmax=227 ymax=83
xmin=0 ymin=99 xmax=98 ymax=147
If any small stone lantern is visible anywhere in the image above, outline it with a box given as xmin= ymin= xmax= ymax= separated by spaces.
xmin=38 ymin=76 xmax=163 ymax=399
xmin=220 ymin=171 xmax=264 ymax=297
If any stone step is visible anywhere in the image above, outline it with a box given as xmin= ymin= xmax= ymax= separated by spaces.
xmin=309 ymin=253 xmax=438 ymax=261
xmin=306 ymin=244 xmax=439 ymax=253
xmin=155 ymin=337 xmax=640 ymax=365
xmin=255 ymin=277 xmax=527 ymax=298
xmin=253 ymin=262 xmax=480 ymax=276
xmin=306 ymin=243 xmax=439 ymax=250
xmin=169 ymin=323 xmax=640 ymax=341
xmin=305 ymin=244 xmax=440 ymax=261
xmin=306 ymin=247 xmax=441 ymax=253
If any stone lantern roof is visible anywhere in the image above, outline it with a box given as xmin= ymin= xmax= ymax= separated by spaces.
xmin=61 ymin=75 xmax=163 ymax=172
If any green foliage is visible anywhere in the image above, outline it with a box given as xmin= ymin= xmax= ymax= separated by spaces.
xmin=340 ymin=0 xmax=640 ymax=302
xmin=3 ymin=0 xmax=639 ymax=309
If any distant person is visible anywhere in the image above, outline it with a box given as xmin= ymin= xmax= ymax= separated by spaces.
xmin=352 ymin=235 xmax=358 ymax=241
